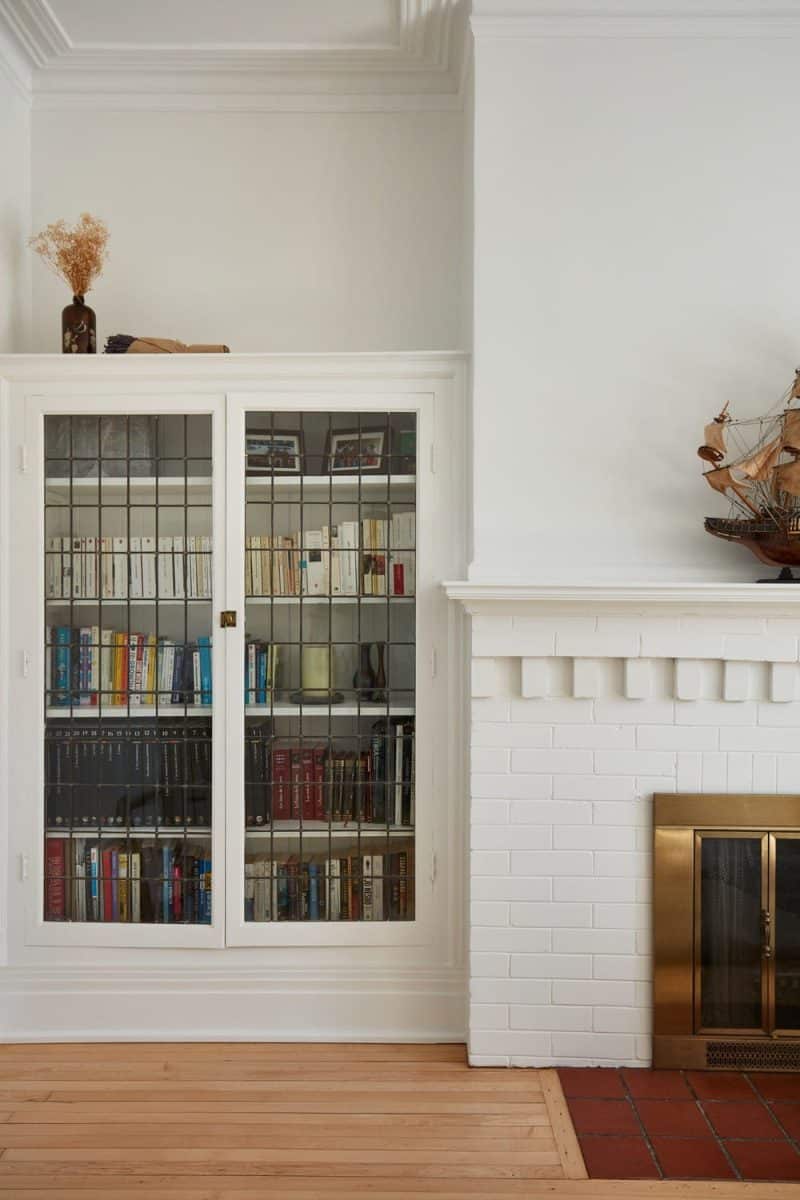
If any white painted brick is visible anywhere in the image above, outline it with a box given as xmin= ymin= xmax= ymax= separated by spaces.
xmin=511 ymin=850 xmax=593 ymax=876
xmin=469 ymin=1004 xmax=509 ymax=1030
xmin=635 ymin=776 xmax=676 ymax=799
xmin=553 ymin=826 xmax=637 ymax=851
xmin=513 ymin=630 xmax=558 ymax=657
xmin=635 ymin=878 xmax=653 ymax=903
xmin=471 ymin=953 xmax=510 ymax=978
xmin=472 ymin=824 xmax=552 ymax=851
xmin=514 ymin=615 xmax=594 ymax=635
xmin=681 ymin=615 xmax=765 ymax=635
xmin=593 ymin=801 xmax=650 ymax=826
xmin=635 ymin=981 xmax=653 ymax=1008
xmin=642 ymin=632 xmax=725 ymax=658
xmin=472 ymin=658 xmax=498 ymax=698
xmin=468 ymin=1054 xmax=509 ymax=1067
xmin=557 ymin=631 xmax=639 ymax=658
xmin=472 ymin=614 xmax=513 ymax=640
xmin=758 ymin=700 xmax=800 ymax=725
xmin=471 ymin=850 xmax=510 ymax=876
xmin=701 ymin=752 xmax=728 ymax=791
xmin=594 ymin=750 xmax=675 ymax=776
xmin=555 ymin=775 xmax=637 ymax=802
xmin=778 ymin=757 xmax=800 ymax=791
xmin=599 ymin=615 xmax=681 ymax=636
xmin=471 ymin=746 xmax=510 ymax=773
xmin=471 ymin=800 xmax=510 ymax=825
xmin=594 ymin=698 xmax=675 ymax=725
xmin=511 ymin=698 xmax=594 ymax=723
xmin=636 ymin=1036 xmax=653 ymax=1063
xmin=511 ymin=954 xmax=592 ymax=979
xmin=594 ymin=903 xmax=649 ymax=929
xmin=521 ymin=658 xmax=550 ymax=698
xmin=552 ymin=1033 xmax=636 ymax=1061
xmin=470 ymin=1031 xmax=552 ymax=1057
xmin=473 ymin=723 xmax=553 ymax=749
xmin=636 ymin=929 xmax=653 ymax=956
xmin=511 ymin=800 xmax=592 ymax=825
xmin=723 ymin=660 xmax=751 ymax=701
xmin=472 ymin=616 xmax=517 ymax=657
xmin=594 ymin=955 xmax=651 ymax=981
xmin=676 ymin=751 xmax=702 ymax=791
xmin=725 ymin=634 xmax=797 ymax=662
xmin=753 ymin=753 xmax=778 ymax=792
xmin=472 ymin=773 xmax=553 ymax=800
xmin=635 ymin=827 xmax=653 ymax=851
xmin=511 ymin=1006 xmax=593 ymax=1032
xmin=624 ymin=659 xmax=652 ymax=699
xmin=473 ymin=697 xmax=512 ymax=721
xmin=572 ymin=658 xmax=602 ymax=698
xmin=512 ymin=748 xmax=593 ymax=774
xmin=721 ymin=726 xmax=800 ymax=752
xmin=726 ymin=752 xmax=753 ymax=793
xmin=769 ymin=663 xmax=797 ymax=703
xmin=552 ymin=877 xmax=637 ymax=902
xmin=510 ymin=902 xmax=592 ymax=928
xmin=675 ymin=659 xmax=704 ymax=700
xmin=471 ymin=901 xmax=510 ymax=927
xmin=555 ymin=725 xmax=635 ymax=750
xmin=472 ymin=876 xmax=552 ymax=903
xmin=636 ymin=725 xmax=718 ymax=750
xmin=472 ymin=927 xmax=551 ymax=953
xmin=595 ymin=852 xmax=651 ymax=878
xmin=554 ymin=929 xmax=637 ymax=955
xmin=676 ymin=700 xmax=758 ymax=725
xmin=554 ymin=980 xmax=636 ymax=1006
xmin=471 ymin=978 xmax=551 ymax=1005
xmin=593 ymin=1007 xmax=651 ymax=1034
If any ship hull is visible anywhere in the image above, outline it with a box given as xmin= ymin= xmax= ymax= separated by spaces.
xmin=705 ymin=517 xmax=800 ymax=566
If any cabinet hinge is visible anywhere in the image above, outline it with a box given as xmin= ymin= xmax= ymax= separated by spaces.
xmin=430 ymin=851 xmax=438 ymax=886
xmin=17 ymin=445 xmax=28 ymax=474
xmin=430 ymin=648 xmax=437 ymax=679
xmin=18 ymin=854 xmax=29 ymax=882
xmin=429 ymin=443 xmax=436 ymax=474
xmin=20 ymin=650 xmax=30 ymax=678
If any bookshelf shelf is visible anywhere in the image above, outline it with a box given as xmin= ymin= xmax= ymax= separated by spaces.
xmin=245 ymin=596 xmax=414 ymax=605
xmin=246 ymin=825 xmax=414 ymax=838
xmin=47 ymin=827 xmax=213 ymax=838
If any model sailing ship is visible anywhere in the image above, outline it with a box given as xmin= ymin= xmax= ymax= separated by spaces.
xmin=700 ymin=369 xmax=800 ymax=568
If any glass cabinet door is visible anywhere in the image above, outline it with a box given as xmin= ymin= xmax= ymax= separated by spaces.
xmin=241 ymin=412 xmax=416 ymax=924
xmin=696 ymin=832 xmax=768 ymax=1032
xmin=42 ymin=413 xmax=215 ymax=927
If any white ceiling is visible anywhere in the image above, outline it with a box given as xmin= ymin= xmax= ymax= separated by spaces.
xmin=0 ymin=0 xmax=470 ymax=108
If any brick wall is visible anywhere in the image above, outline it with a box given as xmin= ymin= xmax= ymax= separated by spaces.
xmin=468 ymin=609 xmax=800 ymax=1067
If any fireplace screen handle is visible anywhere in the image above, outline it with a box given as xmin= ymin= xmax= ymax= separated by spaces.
xmin=761 ymin=908 xmax=772 ymax=960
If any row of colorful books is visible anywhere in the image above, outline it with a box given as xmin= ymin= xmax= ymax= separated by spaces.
xmin=245 ymin=719 xmax=415 ymax=827
xmin=244 ymin=850 xmax=413 ymax=922
xmin=46 ymin=535 xmax=212 ymax=600
xmin=47 ymin=627 xmax=213 ymax=707
xmin=244 ymin=513 xmax=415 ymax=597
xmin=46 ymin=721 xmax=212 ymax=829
xmin=45 ymin=838 xmax=212 ymax=924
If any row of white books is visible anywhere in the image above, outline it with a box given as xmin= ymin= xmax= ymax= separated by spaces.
xmin=245 ymin=514 xmax=416 ymax=597
xmin=46 ymin=536 xmax=212 ymax=600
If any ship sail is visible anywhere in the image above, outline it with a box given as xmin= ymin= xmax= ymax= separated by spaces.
xmin=775 ymin=459 xmax=800 ymax=497
xmin=782 ymin=410 xmax=800 ymax=453
xmin=735 ymin=437 xmax=781 ymax=481
xmin=704 ymin=465 xmax=761 ymax=515
xmin=697 ymin=418 xmax=728 ymax=464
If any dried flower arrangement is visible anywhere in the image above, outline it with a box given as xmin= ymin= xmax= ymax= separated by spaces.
xmin=28 ymin=212 xmax=109 ymax=298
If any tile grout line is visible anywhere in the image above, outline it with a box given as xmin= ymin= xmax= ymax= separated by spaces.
xmin=745 ymin=1070 xmax=800 ymax=1158
xmin=618 ymin=1068 xmax=664 ymax=1179
xmin=682 ymin=1070 xmax=742 ymax=1181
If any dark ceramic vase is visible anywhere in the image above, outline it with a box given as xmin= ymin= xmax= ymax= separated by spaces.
xmin=353 ymin=642 xmax=377 ymax=697
xmin=371 ymin=641 xmax=387 ymax=704
xmin=62 ymin=294 xmax=96 ymax=354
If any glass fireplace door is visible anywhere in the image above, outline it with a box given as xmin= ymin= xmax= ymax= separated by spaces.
xmin=696 ymin=832 xmax=769 ymax=1034
xmin=773 ymin=835 xmax=800 ymax=1032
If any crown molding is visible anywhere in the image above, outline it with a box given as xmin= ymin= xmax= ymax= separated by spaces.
xmin=0 ymin=9 xmax=32 ymax=100
xmin=1 ymin=0 xmax=472 ymax=110
xmin=471 ymin=2 xmax=800 ymax=39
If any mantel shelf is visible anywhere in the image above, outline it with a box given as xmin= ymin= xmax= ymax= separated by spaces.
xmin=444 ymin=580 xmax=800 ymax=614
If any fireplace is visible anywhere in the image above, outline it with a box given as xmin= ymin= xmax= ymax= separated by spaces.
xmin=654 ymin=793 xmax=800 ymax=1070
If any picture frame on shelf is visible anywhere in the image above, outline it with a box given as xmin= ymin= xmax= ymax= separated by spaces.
xmin=245 ymin=431 xmax=304 ymax=475
xmin=324 ymin=428 xmax=386 ymax=474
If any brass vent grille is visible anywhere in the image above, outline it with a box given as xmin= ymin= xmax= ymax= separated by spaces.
xmin=706 ymin=1041 xmax=800 ymax=1071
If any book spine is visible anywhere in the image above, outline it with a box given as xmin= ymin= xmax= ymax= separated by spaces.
xmin=44 ymin=838 xmax=66 ymax=920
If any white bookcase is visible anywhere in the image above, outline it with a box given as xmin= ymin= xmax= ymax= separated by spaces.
xmin=0 ymin=354 xmax=467 ymax=1042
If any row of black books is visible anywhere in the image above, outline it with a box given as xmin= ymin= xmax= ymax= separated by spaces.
xmin=244 ymin=848 xmax=414 ymax=922
xmin=45 ymin=837 xmax=212 ymax=924
xmin=45 ymin=721 xmax=212 ymax=829
xmin=245 ymin=718 xmax=414 ymax=827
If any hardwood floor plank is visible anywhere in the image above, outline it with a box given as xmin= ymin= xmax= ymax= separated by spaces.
xmin=0 ymin=1129 xmax=559 ymax=1152
xmin=0 ymin=1044 xmax=466 ymax=1063
xmin=540 ymin=1069 xmax=588 ymax=1181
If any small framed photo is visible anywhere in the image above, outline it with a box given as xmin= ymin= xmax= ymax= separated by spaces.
xmin=324 ymin=428 xmax=386 ymax=474
xmin=245 ymin=431 xmax=304 ymax=474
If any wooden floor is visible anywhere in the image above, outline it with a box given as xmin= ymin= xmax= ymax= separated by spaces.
xmin=0 ymin=1043 xmax=795 ymax=1199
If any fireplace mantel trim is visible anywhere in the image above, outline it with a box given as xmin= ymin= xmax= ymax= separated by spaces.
xmin=444 ymin=580 xmax=800 ymax=615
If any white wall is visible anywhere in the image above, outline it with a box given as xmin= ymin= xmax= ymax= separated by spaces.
xmin=0 ymin=65 xmax=30 ymax=352
xmin=30 ymin=109 xmax=464 ymax=354
xmin=472 ymin=32 xmax=800 ymax=582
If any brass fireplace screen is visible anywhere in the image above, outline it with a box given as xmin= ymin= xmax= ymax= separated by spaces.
xmin=654 ymin=794 xmax=800 ymax=1071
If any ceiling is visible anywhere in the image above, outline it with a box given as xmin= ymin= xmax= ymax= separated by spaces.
xmin=0 ymin=0 xmax=470 ymax=108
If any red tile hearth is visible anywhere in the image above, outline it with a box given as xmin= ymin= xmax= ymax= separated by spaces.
xmin=557 ymin=1066 xmax=800 ymax=1183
